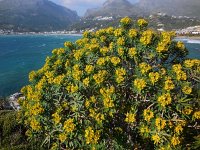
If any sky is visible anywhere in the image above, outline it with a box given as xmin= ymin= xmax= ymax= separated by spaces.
xmin=50 ymin=0 xmax=139 ymax=16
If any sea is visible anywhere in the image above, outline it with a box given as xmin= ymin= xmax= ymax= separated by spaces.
xmin=0 ymin=35 xmax=200 ymax=97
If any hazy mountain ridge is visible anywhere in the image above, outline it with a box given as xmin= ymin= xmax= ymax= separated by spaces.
xmin=0 ymin=0 xmax=79 ymax=32
xmin=85 ymin=0 xmax=200 ymax=19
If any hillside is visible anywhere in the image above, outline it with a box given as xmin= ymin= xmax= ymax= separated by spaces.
xmin=0 ymin=0 xmax=79 ymax=32
xmin=85 ymin=0 xmax=143 ymax=18
xmin=85 ymin=0 xmax=200 ymax=19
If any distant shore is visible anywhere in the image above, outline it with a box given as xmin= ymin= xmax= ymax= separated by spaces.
xmin=176 ymin=36 xmax=200 ymax=40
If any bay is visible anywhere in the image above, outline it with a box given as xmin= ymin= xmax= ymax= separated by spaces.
xmin=0 ymin=35 xmax=199 ymax=97
xmin=0 ymin=34 xmax=80 ymax=96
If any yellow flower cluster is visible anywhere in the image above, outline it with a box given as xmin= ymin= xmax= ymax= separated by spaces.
xmin=137 ymin=19 xmax=148 ymax=27
xmin=89 ymin=109 xmax=105 ymax=124
xmin=140 ymin=125 xmax=149 ymax=134
xmin=30 ymin=118 xmax=41 ymax=131
xmin=152 ymin=134 xmax=161 ymax=144
xmin=182 ymin=86 xmax=192 ymax=94
xmin=100 ymin=47 xmax=109 ymax=55
xmin=174 ymin=124 xmax=183 ymax=135
xmin=74 ymin=49 xmax=83 ymax=60
xmin=193 ymin=111 xmax=200 ymax=119
xmin=114 ymin=28 xmax=124 ymax=37
xmin=59 ymin=133 xmax=67 ymax=143
xmin=155 ymin=117 xmax=166 ymax=131
xmin=143 ymin=109 xmax=154 ymax=122
xmin=83 ymin=77 xmax=90 ymax=87
xmin=171 ymin=136 xmax=180 ymax=146
xmin=140 ymin=30 xmax=153 ymax=45
xmin=85 ymin=65 xmax=94 ymax=74
xmin=157 ymin=93 xmax=172 ymax=107
xmin=72 ymin=64 xmax=83 ymax=81
xmin=29 ymin=71 xmax=37 ymax=82
xmin=184 ymin=59 xmax=200 ymax=68
xmin=115 ymin=68 xmax=126 ymax=84
xmin=97 ymin=57 xmax=106 ymax=66
xmin=52 ymin=112 xmax=61 ymax=124
xmin=125 ymin=112 xmax=136 ymax=123
xmin=64 ymin=41 xmax=73 ymax=48
xmin=134 ymin=78 xmax=146 ymax=92
xmin=128 ymin=47 xmax=137 ymax=58
xmin=93 ymin=70 xmax=107 ymax=84
xmin=177 ymin=41 xmax=185 ymax=50
xmin=63 ymin=118 xmax=76 ymax=133
xmin=117 ymin=47 xmax=124 ymax=56
xmin=110 ymin=56 xmax=121 ymax=66
xmin=139 ymin=62 xmax=152 ymax=74
xmin=128 ymin=29 xmax=137 ymax=38
xmin=85 ymin=127 xmax=100 ymax=144
xmin=120 ymin=17 xmax=132 ymax=25
xmin=100 ymin=86 xmax=115 ymax=108
xmin=172 ymin=64 xmax=187 ymax=81
xmin=164 ymin=77 xmax=175 ymax=91
xmin=149 ymin=72 xmax=160 ymax=85
xmin=117 ymin=37 xmax=125 ymax=46
xmin=156 ymin=32 xmax=172 ymax=53
xmin=66 ymin=84 xmax=79 ymax=93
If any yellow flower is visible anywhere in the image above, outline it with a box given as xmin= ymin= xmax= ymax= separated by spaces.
xmin=140 ymin=30 xmax=153 ymax=45
xmin=182 ymin=108 xmax=193 ymax=115
xmin=137 ymin=19 xmax=148 ymax=27
xmin=115 ymin=68 xmax=126 ymax=84
xmin=164 ymin=78 xmax=175 ymax=91
xmin=134 ymin=78 xmax=146 ymax=91
xmin=152 ymin=134 xmax=161 ymax=144
xmin=83 ymin=77 xmax=90 ymax=87
xmin=103 ymin=97 xmax=114 ymax=108
xmin=29 ymin=71 xmax=37 ymax=82
xmin=93 ymin=70 xmax=107 ymax=84
xmin=184 ymin=59 xmax=195 ymax=68
xmin=149 ymin=72 xmax=160 ymax=85
xmin=30 ymin=118 xmax=41 ymax=131
xmin=52 ymin=112 xmax=61 ymax=124
xmin=129 ymin=29 xmax=137 ymax=38
xmin=157 ymin=93 xmax=172 ymax=107
xmin=64 ymin=41 xmax=73 ymax=48
xmin=174 ymin=124 xmax=183 ymax=135
xmin=176 ymin=71 xmax=187 ymax=81
xmin=143 ymin=109 xmax=154 ymax=122
xmin=59 ymin=133 xmax=67 ymax=143
xmin=117 ymin=47 xmax=124 ymax=56
xmin=171 ymin=136 xmax=180 ymax=146
xmin=85 ymin=127 xmax=100 ymax=144
xmin=120 ymin=17 xmax=132 ymax=25
xmin=139 ymin=62 xmax=152 ymax=74
xmin=111 ymin=56 xmax=121 ymax=66
xmin=63 ymin=118 xmax=76 ymax=133
xmin=85 ymin=65 xmax=94 ymax=74
xmin=53 ymin=75 xmax=65 ymax=85
xmin=97 ymin=57 xmax=106 ymax=66
xmin=100 ymin=47 xmax=109 ymax=55
xmin=140 ymin=125 xmax=149 ymax=134
xmin=155 ymin=117 xmax=166 ymax=131
xmin=177 ymin=41 xmax=185 ymax=50
xmin=128 ymin=47 xmax=137 ymax=58
xmin=74 ymin=50 xmax=83 ymax=60
xmin=182 ymin=86 xmax=192 ymax=94
xmin=172 ymin=64 xmax=182 ymax=72
xmin=160 ymin=68 xmax=166 ymax=75
xmin=114 ymin=28 xmax=124 ymax=37
xmin=125 ymin=112 xmax=136 ymax=123
xmin=156 ymin=42 xmax=168 ymax=53
xmin=193 ymin=111 xmax=200 ymax=119
xmin=117 ymin=37 xmax=125 ymax=46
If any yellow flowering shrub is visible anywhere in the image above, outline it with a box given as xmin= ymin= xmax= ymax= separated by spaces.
xmin=18 ymin=17 xmax=200 ymax=149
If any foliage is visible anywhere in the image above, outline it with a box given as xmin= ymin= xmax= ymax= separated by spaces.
xmin=18 ymin=17 xmax=200 ymax=149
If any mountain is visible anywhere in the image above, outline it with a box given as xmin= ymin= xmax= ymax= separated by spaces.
xmin=85 ymin=0 xmax=143 ymax=18
xmin=85 ymin=0 xmax=200 ymax=19
xmin=0 ymin=0 xmax=79 ymax=32
xmin=137 ymin=0 xmax=200 ymax=18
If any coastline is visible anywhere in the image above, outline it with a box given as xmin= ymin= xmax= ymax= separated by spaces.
xmin=176 ymin=36 xmax=200 ymax=40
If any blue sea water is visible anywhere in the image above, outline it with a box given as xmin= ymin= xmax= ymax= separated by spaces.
xmin=0 ymin=34 xmax=80 ymax=96
xmin=0 ymin=35 xmax=199 ymax=97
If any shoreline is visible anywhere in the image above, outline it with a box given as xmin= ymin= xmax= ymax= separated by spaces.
xmin=176 ymin=36 xmax=200 ymax=40
xmin=0 ymin=33 xmax=83 ymax=36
